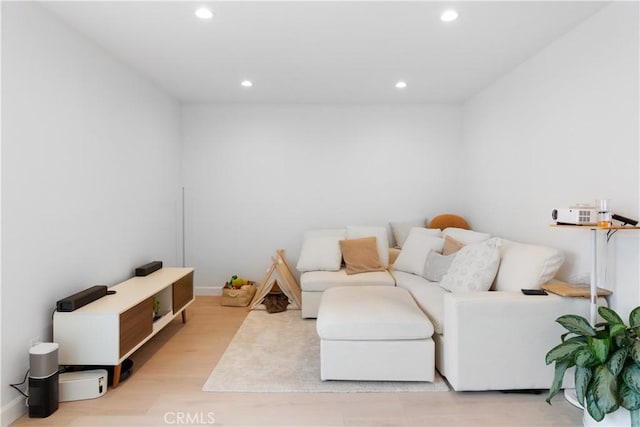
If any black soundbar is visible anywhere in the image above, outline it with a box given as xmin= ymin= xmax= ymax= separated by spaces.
xmin=612 ymin=213 xmax=638 ymax=226
xmin=56 ymin=285 xmax=108 ymax=312
xmin=135 ymin=261 xmax=163 ymax=277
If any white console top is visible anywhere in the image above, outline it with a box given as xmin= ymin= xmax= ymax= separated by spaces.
xmin=59 ymin=267 xmax=193 ymax=315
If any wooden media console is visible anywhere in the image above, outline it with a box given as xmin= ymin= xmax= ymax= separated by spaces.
xmin=53 ymin=268 xmax=194 ymax=387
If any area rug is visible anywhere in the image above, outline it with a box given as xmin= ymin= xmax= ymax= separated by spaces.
xmin=202 ymin=309 xmax=450 ymax=393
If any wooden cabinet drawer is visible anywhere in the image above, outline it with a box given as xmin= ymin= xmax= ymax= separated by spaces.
xmin=119 ymin=297 xmax=153 ymax=358
xmin=173 ymin=271 xmax=193 ymax=313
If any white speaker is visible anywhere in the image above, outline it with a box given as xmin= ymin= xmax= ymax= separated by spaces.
xmin=59 ymin=369 xmax=107 ymax=402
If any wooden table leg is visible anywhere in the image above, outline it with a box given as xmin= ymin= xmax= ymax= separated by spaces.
xmin=112 ymin=363 xmax=122 ymax=388
xmin=181 ymin=309 xmax=187 ymax=323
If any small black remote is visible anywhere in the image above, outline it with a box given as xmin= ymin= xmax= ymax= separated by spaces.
xmin=521 ymin=289 xmax=548 ymax=295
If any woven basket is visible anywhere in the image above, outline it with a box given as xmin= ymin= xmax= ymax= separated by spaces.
xmin=221 ymin=282 xmax=256 ymax=307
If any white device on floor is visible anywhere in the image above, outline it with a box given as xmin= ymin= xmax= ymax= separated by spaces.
xmin=59 ymin=369 xmax=107 ymax=402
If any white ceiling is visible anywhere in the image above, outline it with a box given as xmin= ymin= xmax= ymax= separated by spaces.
xmin=41 ymin=1 xmax=609 ymax=104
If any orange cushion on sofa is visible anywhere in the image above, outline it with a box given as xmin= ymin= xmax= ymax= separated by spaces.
xmin=428 ymin=214 xmax=470 ymax=230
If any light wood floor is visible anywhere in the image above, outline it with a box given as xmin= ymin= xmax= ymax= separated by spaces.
xmin=12 ymin=296 xmax=582 ymax=426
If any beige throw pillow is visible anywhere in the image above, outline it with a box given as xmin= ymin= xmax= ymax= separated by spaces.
xmin=339 ymin=237 xmax=385 ymax=275
xmin=442 ymin=235 xmax=465 ymax=255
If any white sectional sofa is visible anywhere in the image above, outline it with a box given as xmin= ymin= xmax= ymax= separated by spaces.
xmin=296 ymin=225 xmax=602 ymax=391
xmin=297 ymin=226 xmax=395 ymax=319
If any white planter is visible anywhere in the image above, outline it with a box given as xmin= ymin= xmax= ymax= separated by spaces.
xmin=583 ymin=407 xmax=631 ymax=427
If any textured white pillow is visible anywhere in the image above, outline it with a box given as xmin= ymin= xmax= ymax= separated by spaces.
xmin=346 ymin=226 xmax=389 ymax=267
xmin=296 ymin=229 xmax=345 ymax=272
xmin=440 ymin=238 xmax=502 ymax=292
xmin=390 ymin=219 xmax=427 ymax=248
xmin=442 ymin=227 xmax=491 ymax=244
xmin=493 ymin=239 xmax=564 ymax=291
xmin=393 ymin=228 xmax=444 ymax=276
xmin=422 ymin=250 xmax=456 ymax=282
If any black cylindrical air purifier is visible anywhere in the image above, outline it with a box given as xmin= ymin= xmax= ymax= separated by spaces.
xmin=28 ymin=343 xmax=59 ymax=418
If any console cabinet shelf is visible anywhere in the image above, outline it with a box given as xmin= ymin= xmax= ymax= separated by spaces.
xmin=53 ymin=268 xmax=194 ymax=387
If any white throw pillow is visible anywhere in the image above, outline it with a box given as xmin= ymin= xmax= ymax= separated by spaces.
xmin=390 ymin=219 xmax=427 ymax=248
xmin=493 ymin=239 xmax=564 ymax=291
xmin=442 ymin=227 xmax=491 ymax=244
xmin=422 ymin=250 xmax=456 ymax=282
xmin=440 ymin=238 xmax=502 ymax=292
xmin=393 ymin=228 xmax=444 ymax=276
xmin=296 ymin=229 xmax=345 ymax=272
xmin=346 ymin=226 xmax=390 ymax=268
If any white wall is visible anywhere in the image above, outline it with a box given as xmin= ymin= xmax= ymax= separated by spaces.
xmin=461 ymin=2 xmax=639 ymax=318
xmin=1 ymin=3 xmax=182 ymax=423
xmin=182 ymin=104 xmax=462 ymax=291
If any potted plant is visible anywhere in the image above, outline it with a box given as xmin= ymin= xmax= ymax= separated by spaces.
xmin=545 ymin=306 xmax=640 ymax=426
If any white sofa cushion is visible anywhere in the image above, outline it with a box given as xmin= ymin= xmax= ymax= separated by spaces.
xmin=296 ymin=229 xmax=345 ymax=272
xmin=346 ymin=226 xmax=389 ymax=267
xmin=317 ymin=286 xmax=434 ymax=340
xmin=300 ymin=268 xmax=395 ymax=292
xmin=390 ymin=219 xmax=426 ymax=248
xmin=440 ymin=238 xmax=502 ymax=292
xmin=442 ymin=227 xmax=491 ymax=244
xmin=393 ymin=228 xmax=443 ymax=276
xmin=422 ymin=250 xmax=456 ymax=282
xmin=493 ymin=239 xmax=564 ymax=291
xmin=394 ymin=271 xmax=446 ymax=334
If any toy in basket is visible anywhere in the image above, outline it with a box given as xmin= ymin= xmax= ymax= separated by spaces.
xmin=221 ymin=275 xmax=256 ymax=307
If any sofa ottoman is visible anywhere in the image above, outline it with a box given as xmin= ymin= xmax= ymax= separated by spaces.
xmin=316 ymin=286 xmax=435 ymax=382
xmin=301 ymin=269 xmax=395 ymax=318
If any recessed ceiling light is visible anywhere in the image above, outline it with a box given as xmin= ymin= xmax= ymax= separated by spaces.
xmin=241 ymin=80 xmax=253 ymax=87
xmin=395 ymin=81 xmax=408 ymax=89
xmin=195 ymin=8 xmax=214 ymax=20
xmin=440 ymin=9 xmax=459 ymax=22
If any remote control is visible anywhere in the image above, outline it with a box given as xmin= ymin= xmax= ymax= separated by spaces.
xmin=521 ymin=289 xmax=548 ymax=296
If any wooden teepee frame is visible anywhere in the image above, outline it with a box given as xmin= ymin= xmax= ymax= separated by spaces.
xmin=249 ymin=249 xmax=302 ymax=310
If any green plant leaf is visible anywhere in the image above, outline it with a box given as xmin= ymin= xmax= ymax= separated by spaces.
xmin=590 ymin=337 xmax=611 ymax=364
xmin=545 ymin=341 xmax=586 ymax=365
xmin=621 ymin=382 xmax=640 ymax=411
xmin=586 ymin=385 xmax=605 ymax=422
xmin=546 ymin=359 xmax=571 ymax=404
xmin=576 ymin=348 xmax=597 ymax=367
xmin=600 ymin=306 xmax=624 ymax=325
xmin=557 ymin=314 xmax=596 ymax=337
xmin=610 ymin=323 xmax=627 ymax=338
xmin=631 ymin=307 xmax=640 ymax=336
xmin=630 ymin=307 xmax=640 ymax=328
xmin=632 ymin=341 xmax=640 ymax=366
xmin=565 ymin=335 xmax=589 ymax=344
xmin=592 ymin=364 xmax=619 ymax=414
xmin=623 ymin=363 xmax=640 ymax=394
xmin=575 ymin=365 xmax=592 ymax=406
xmin=607 ymin=348 xmax=628 ymax=377
xmin=560 ymin=331 xmax=572 ymax=343
xmin=615 ymin=333 xmax=630 ymax=348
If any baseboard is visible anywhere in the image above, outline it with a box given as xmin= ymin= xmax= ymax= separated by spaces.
xmin=2 ymin=395 xmax=27 ymax=426
xmin=195 ymin=286 xmax=223 ymax=296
